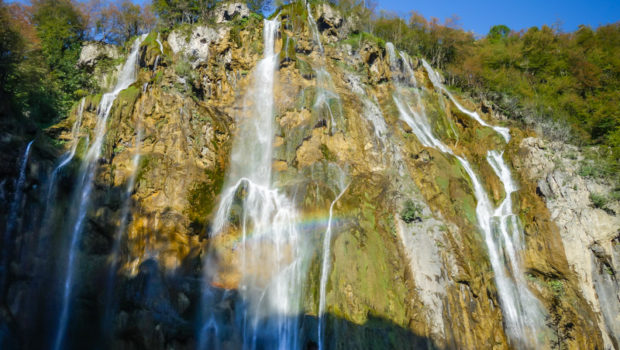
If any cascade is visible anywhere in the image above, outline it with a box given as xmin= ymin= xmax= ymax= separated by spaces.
xmin=306 ymin=4 xmax=324 ymax=54
xmin=45 ymin=99 xmax=86 ymax=205
xmin=388 ymin=44 xmax=546 ymax=347
xmin=156 ymin=32 xmax=164 ymax=53
xmin=317 ymin=166 xmax=349 ymax=350
xmin=52 ymin=34 xmax=146 ymax=350
xmin=306 ymin=4 xmax=344 ymax=133
xmin=200 ymin=18 xmax=306 ymax=350
xmin=421 ymin=59 xmax=511 ymax=142
xmin=1 ymin=139 xmax=34 ymax=292
xmin=101 ymin=126 xmax=143 ymax=340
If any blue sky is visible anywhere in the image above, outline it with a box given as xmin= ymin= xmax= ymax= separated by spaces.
xmin=375 ymin=0 xmax=620 ymax=35
xmin=8 ymin=0 xmax=618 ymax=35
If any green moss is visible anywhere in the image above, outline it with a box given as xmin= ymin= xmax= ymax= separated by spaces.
xmin=548 ymin=279 xmax=565 ymax=296
xmin=118 ymin=85 xmax=140 ymax=104
xmin=185 ymin=167 xmax=226 ymax=233
xmin=436 ymin=175 xmax=449 ymax=192
xmin=320 ymin=144 xmax=336 ymax=161
xmin=341 ymin=32 xmax=386 ymax=50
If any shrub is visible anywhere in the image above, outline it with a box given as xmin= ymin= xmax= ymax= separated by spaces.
xmin=400 ymin=199 xmax=422 ymax=223
xmin=589 ymin=192 xmax=608 ymax=209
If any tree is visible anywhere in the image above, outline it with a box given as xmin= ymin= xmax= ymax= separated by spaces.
xmin=488 ymin=24 xmax=510 ymax=41
xmin=32 ymin=0 xmax=86 ymax=69
xmin=31 ymin=0 xmax=92 ymax=119
xmin=0 ymin=0 xmax=24 ymax=88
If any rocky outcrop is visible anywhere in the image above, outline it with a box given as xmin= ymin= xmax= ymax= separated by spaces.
xmin=213 ymin=2 xmax=250 ymax=23
xmin=78 ymin=42 xmax=120 ymax=68
xmin=516 ymin=137 xmax=620 ymax=348
xmin=167 ymin=26 xmax=228 ymax=68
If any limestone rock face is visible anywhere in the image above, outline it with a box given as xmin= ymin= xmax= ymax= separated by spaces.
xmin=78 ymin=42 xmax=120 ymax=68
xmin=213 ymin=2 xmax=250 ymax=23
xmin=168 ymin=26 xmax=227 ymax=67
xmin=517 ymin=136 xmax=620 ymax=348
xmin=316 ymin=3 xmax=343 ymax=30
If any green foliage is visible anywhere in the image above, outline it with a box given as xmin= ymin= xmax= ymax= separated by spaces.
xmin=152 ymin=0 xmax=219 ymax=26
xmin=174 ymin=58 xmax=196 ymax=85
xmin=488 ymin=25 xmax=510 ymax=41
xmin=341 ymin=1 xmax=619 ymax=182
xmin=0 ymin=0 xmax=94 ymax=126
xmin=400 ymin=199 xmax=422 ymax=223
xmin=548 ymin=279 xmax=564 ymax=296
xmin=589 ymin=192 xmax=608 ymax=209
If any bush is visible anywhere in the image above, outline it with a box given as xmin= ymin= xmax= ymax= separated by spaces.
xmin=400 ymin=199 xmax=422 ymax=223
xmin=589 ymin=192 xmax=608 ymax=209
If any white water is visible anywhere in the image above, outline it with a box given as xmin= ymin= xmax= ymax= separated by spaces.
xmin=101 ymin=127 xmax=142 ymax=337
xmin=1 ymin=139 xmax=34 ymax=291
xmin=317 ymin=168 xmax=349 ymax=350
xmin=388 ymin=45 xmax=545 ymax=347
xmin=200 ymin=19 xmax=305 ymax=350
xmin=156 ymin=33 xmax=164 ymax=53
xmin=306 ymin=4 xmax=324 ymax=54
xmin=421 ymin=59 xmax=511 ymax=142
xmin=3 ymin=140 xmax=34 ymax=239
xmin=306 ymin=4 xmax=343 ymax=133
xmin=45 ymin=99 xmax=86 ymax=205
xmin=53 ymin=34 xmax=146 ymax=350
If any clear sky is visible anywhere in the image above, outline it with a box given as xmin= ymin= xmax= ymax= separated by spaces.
xmin=374 ymin=0 xmax=620 ymax=35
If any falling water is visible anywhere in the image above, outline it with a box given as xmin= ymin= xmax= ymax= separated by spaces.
xmin=317 ymin=167 xmax=349 ymax=350
xmin=421 ymin=59 xmax=510 ymax=142
xmin=1 ymin=139 xmax=34 ymax=292
xmin=306 ymin=4 xmax=324 ymax=54
xmin=306 ymin=4 xmax=344 ymax=133
xmin=101 ymin=128 xmax=142 ymax=340
xmin=52 ymin=34 xmax=146 ymax=350
xmin=156 ymin=33 xmax=164 ymax=54
xmin=200 ymin=18 xmax=306 ymax=350
xmin=45 ymin=99 xmax=86 ymax=206
xmin=388 ymin=45 xmax=546 ymax=347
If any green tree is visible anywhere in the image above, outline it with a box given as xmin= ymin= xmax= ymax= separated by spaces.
xmin=31 ymin=0 xmax=92 ymax=120
xmin=488 ymin=24 xmax=510 ymax=41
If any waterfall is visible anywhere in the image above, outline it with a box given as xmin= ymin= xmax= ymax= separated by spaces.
xmin=101 ymin=127 xmax=142 ymax=340
xmin=156 ymin=32 xmax=164 ymax=53
xmin=306 ymin=4 xmax=344 ymax=134
xmin=1 ymin=139 xmax=34 ymax=292
xmin=387 ymin=44 xmax=546 ymax=347
xmin=421 ymin=59 xmax=510 ymax=142
xmin=306 ymin=4 xmax=324 ymax=54
xmin=52 ymin=34 xmax=146 ymax=350
xmin=317 ymin=167 xmax=349 ymax=350
xmin=45 ymin=98 xmax=86 ymax=206
xmin=200 ymin=18 xmax=305 ymax=350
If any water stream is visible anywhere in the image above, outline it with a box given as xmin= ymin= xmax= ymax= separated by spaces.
xmin=200 ymin=18 xmax=306 ymax=350
xmin=317 ymin=167 xmax=349 ymax=350
xmin=52 ymin=34 xmax=146 ymax=350
xmin=1 ymin=139 xmax=34 ymax=292
xmin=388 ymin=44 xmax=546 ymax=347
xmin=306 ymin=4 xmax=344 ymax=134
